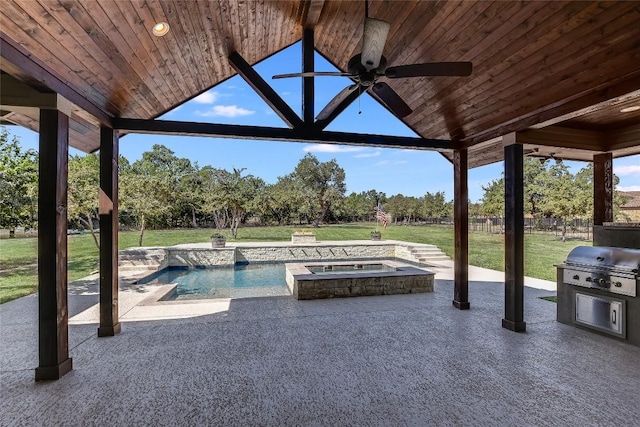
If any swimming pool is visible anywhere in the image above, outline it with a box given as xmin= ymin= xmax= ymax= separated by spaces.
xmin=144 ymin=263 xmax=290 ymax=300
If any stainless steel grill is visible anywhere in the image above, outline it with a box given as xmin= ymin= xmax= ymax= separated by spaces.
xmin=562 ymin=246 xmax=640 ymax=297
xmin=557 ymin=246 xmax=640 ymax=346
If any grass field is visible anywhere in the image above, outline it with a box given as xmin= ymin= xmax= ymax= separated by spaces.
xmin=0 ymin=223 xmax=589 ymax=303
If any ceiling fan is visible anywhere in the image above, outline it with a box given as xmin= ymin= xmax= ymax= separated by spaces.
xmin=272 ymin=1 xmax=473 ymax=120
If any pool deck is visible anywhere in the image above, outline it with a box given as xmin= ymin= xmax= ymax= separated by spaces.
xmin=2 ymin=244 xmax=639 ymax=425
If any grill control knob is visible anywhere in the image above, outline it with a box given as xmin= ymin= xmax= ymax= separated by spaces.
xmin=615 ymin=282 xmax=622 ymax=287
xmin=573 ymin=275 xmax=579 ymax=280
xmin=586 ymin=277 xmax=593 ymax=282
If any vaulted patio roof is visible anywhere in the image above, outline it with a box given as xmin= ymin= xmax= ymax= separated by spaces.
xmin=1 ymin=0 xmax=639 ymax=165
xmin=1 ymin=0 xmax=639 ymax=383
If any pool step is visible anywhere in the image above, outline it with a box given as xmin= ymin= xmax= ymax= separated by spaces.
xmin=406 ymin=245 xmax=450 ymax=264
xmin=118 ymin=248 xmax=168 ymax=271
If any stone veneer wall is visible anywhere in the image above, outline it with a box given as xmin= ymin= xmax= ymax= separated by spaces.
xmin=162 ymin=243 xmax=429 ymax=268
xmin=168 ymin=248 xmax=235 ymax=267
xmin=235 ymin=245 xmax=395 ymax=264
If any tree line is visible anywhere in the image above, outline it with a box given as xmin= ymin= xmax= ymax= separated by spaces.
xmin=0 ymin=127 xmax=629 ymax=246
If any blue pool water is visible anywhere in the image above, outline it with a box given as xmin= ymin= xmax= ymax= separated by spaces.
xmin=146 ymin=263 xmax=289 ymax=300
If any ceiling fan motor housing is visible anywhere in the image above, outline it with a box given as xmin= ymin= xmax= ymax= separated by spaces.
xmin=348 ymin=54 xmax=387 ymax=86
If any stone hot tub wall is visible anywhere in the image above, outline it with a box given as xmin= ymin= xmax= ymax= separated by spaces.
xmin=286 ymin=260 xmax=434 ymax=300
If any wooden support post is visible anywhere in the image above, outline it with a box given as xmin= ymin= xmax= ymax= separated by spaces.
xmin=302 ymin=28 xmax=314 ymax=127
xmin=453 ymin=148 xmax=470 ymax=309
xmin=35 ymin=109 xmax=73 ymax=381
xmin=593 ymin=153 xmax=613 ymax=225
xmin=98 ymin=127 xmax=121 ymax=337
xmin=502 ymin=138 xmax=526 ymax=332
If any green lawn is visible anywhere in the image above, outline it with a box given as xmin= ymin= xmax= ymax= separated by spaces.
xmin=0 ymin=223 xmax=589 ymax=303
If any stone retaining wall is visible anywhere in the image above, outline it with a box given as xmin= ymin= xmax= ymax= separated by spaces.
xmin=131 ymin=242 xmax=442 ymax=270
xmin=235 ymin=245 xmax=395 ymax=264
xmin=168 ymin=248 xmax=235 ymax=267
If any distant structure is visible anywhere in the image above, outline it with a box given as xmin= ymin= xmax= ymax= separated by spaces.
xmin=620 ymin=191 xmax=640 ymax=221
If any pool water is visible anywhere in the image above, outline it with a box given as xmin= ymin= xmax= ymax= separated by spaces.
xmin=148 ymin=263 xmax=289 ymax=300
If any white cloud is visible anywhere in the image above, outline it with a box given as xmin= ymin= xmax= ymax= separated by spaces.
xmin=615 ymin=165 xmax=640 ymax=176
xmin=354 ymin=151 xmax=381 ymax=158
xmin=617 ymin=185 xmax=640 ymax=192
xmin=192 ymin=91 xmax=220 ymax=104
xmin=302 ymin=144 xmax=365 ymax=153
xmin=195 ymin=105 xmax=255 ymax=118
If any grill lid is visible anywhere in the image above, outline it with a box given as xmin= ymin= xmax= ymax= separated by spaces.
xmin=566 ymin=246 xmax=640 ymax=273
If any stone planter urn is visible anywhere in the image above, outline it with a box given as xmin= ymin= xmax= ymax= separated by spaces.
xmin=370 ymin=231 xmax=382 ymax=241
xmin=211 ymin=234 xmax=226 ymax=248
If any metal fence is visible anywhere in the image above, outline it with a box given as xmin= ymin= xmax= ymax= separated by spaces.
xmin=414 ymin=217 xmax=594 ymax=240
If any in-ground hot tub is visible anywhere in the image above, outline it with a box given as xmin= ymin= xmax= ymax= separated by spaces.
xmin=285 ymin=260 xmax=434 ymax=300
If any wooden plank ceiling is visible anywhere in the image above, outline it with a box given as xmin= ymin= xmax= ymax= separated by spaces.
xmin=1 ymin=0 xmax=639 ymax=167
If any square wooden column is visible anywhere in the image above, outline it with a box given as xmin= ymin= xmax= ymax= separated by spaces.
xmin=502 ymin=138 xmax=526 ymax=332
xmin=35 ymin=109 xmax=73 ymax=381
xmin=453 ymin=148 xmax=470 ymax=309
xmin=593 ymin=153 xmax=613 ymax=225
xmin=98 ymin=127 xmax=121 ymax=337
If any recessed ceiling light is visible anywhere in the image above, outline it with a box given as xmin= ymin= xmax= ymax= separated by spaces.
xmin=620 ymin=105 xmax=640 ymax=113
xmin=152 ymin=22 xmax=170 ymax=37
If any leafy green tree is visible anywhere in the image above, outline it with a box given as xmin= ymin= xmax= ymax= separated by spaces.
xmin=200 ymin=166 xmax=228 ymax=230
xmin=386 ymin=194 xmax=417 ymax=223
xmin=254 ymin=177 xmax=303 ymax=225
xmin=524 ymin=158 xmax=549 ymax=218
xmin=540 ymin=162 xmax=582 ymax=241
xmin=291 ymin=153 xmax=346 ymax=226
xmin=343 ymin=190 xmax=381 ymax=222
xmin=68 ymin=153 xmax=100 ymax=248
xmin=480 ymin=177 xmax=505 ymax=217
xmin=423 ymin=191 xmax=450 ymax=220
xmin=119 ymin=145 xmax=184 ymax=245
xmin=0 ymin=127 xmax=38 ymax=228
xmin=223 ymin=168 xmax=264 ymax=238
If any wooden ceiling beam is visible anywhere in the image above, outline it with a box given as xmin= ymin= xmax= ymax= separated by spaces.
xmin=0 ymin=33 xmax=112 ymax=127
xmin=113 ymin=118 xmax=452 ymax=150
xmin=606 ymin=124 xmax=640 ymax=152
xmin=228 ymin=51 xmax=304 ymax=129
xmin=302 ymin=28 xmax=314 ymax=126
xmin=1 ymin=73 xmax=73 ymax=116
xmin=459 ymin=70 xmax=640 ymax=148
xmin=516 ymin=126 xmax=603 ymax=151
xmin=303 ymin=0 xmax=325 ymax=28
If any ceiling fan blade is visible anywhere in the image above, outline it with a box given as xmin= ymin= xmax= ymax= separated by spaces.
xmin=273 ymin=71 xmax=352 ymax=79
xmin=371 ymin=82 xmax=412 ymax=118
xmin=316 ymin=85 xmax=359 ymax=121
xmin=385 ymin=62 xmax=473 ymax=78
xmin=361 ymin=18 xmax=390 ymax=71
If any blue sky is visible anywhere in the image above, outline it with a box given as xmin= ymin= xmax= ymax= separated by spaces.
xmin=6 ymin=42 xmax=640 ymax=202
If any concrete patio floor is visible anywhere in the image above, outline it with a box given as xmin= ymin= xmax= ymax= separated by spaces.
xmin=2 ymin=263 xmax=639 ymax=426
